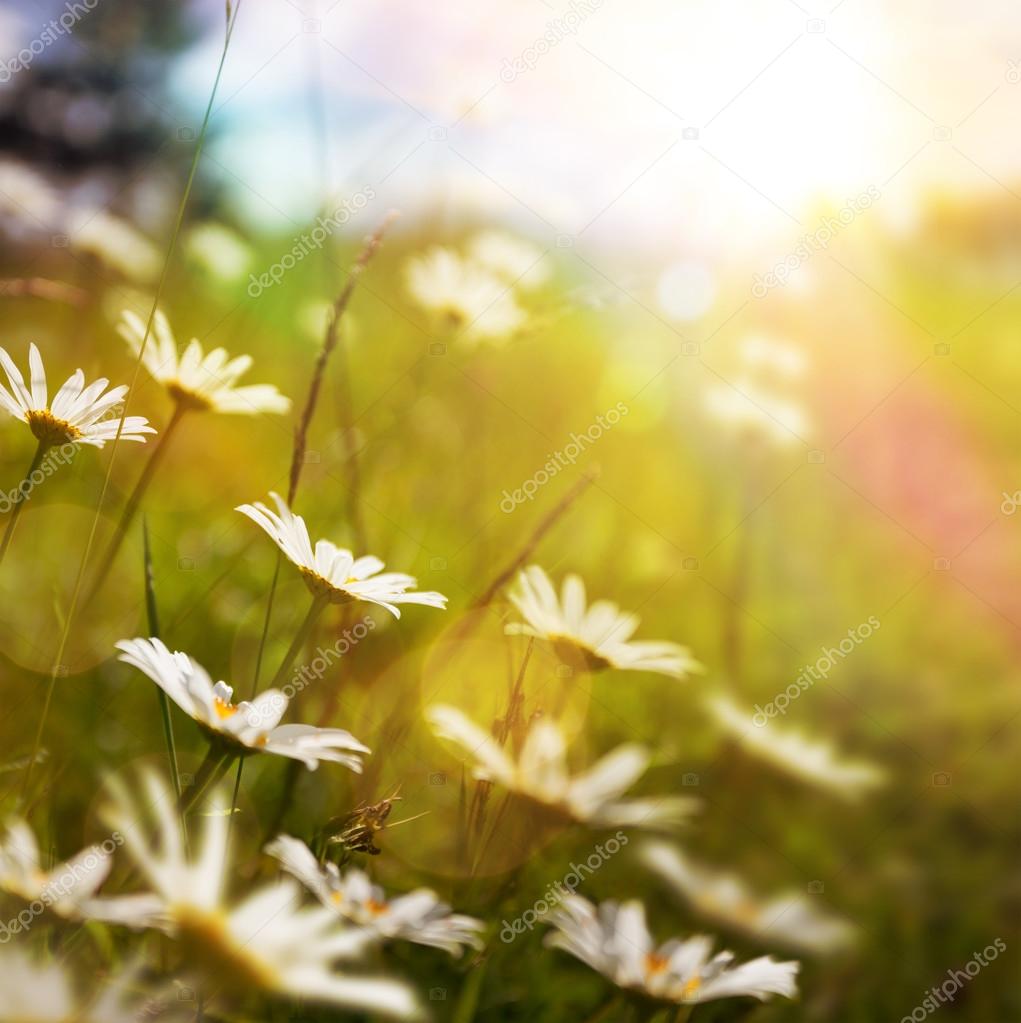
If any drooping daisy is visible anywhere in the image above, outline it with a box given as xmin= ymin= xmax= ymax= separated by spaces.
xmin=506 ymin=566 xmax=701 ymax=679
xmin=118 ymin=308 xmax=290 ymax=415
xmin=468 ymin=231 xmax=551 ymax=288
xmin=545 ymin=896 xmax=799 ymax=1007
xmin=0 ymin=343 xmax=154 ymax=448
xmin=0 ymin=951 xmax=185 ymax=1023
xmin=708 ymin=694 xmax=885 ymax=800
xmin=405 ymin=246 xmax=527 ymax=342
xmin=640 ymin=841 xmax=854 ymax=954
xmin=101 ymin=770 xmax=420 ymax=1019
xmin=266 ymin=835 xmax=484 ymax=956
xmin=236 ymin=492 xmax=447 ymax=617
xmin=427 ymin=705 xmax=695 ymax=830
xmin=115 ymin=637 xmax=369 ymax=772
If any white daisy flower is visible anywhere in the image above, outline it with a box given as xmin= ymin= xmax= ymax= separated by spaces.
xmin=0 ymin=817 xmax=151 ymax=925
xmin=427 ymin=704 xmax=695 ymax=830
xmin=545 ymin=896 xmax=799 ymax=1006
xmin=708 ymin=694 xmax=885 ymax=800
xmin=468 ymin=231 xmax=550 ymax=288
xmin=115 ymin=637 xmax=369 ymax=772
xmin=0 ymin=342 xmax=155 ymax=447
xmin=101 ymin=770 xmax=420 ymax=1019
xmin=405 ymin=246 xmax=527 ymax=342
xmin=185 ymin=222 xmax=252 ymax=283
xmin=69 ymin=208 xmax=161 ymax=282
xmin=117 ymin=308 xmax=290 ymax=415
xmin=0 ymin=951 xmax=184 ymax=1023
xmin=266 ymin=835 xmax=484 ymax=957
xmin=236 ymin=492 xmax=447 ymax=617
xmin=640 ymin=841 xmax=854 ymax=954
xmin=506 ymin=566 xmax=701 ymax=679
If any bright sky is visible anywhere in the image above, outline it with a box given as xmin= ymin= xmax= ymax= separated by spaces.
xmin=165 ymin=0 xmax=1021 ymax=260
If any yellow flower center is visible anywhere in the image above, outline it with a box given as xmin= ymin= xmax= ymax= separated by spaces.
xmin=365 ymin=897 xmax=388 ymax=916
xmin=681 ymin=976 xmax=702 ymax=1000
xmin=214 ymin=696 xmax=238 ymax=720
xmin=550 ymin=636 xmax=612 ymax=672
xmin=26 ymin=409 xmax=81 ymax=446
xmin=167 ymin=381 xmax=214 ymax=411
xmin=645 ymin=953 xmax=669 ymax=977
xmin=175 ymin=906 xmax=279 ymax=991
xmin=299 ymin=567 xmax=354 ymax=604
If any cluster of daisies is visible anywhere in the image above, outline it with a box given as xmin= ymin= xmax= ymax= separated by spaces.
xmin=0 ymin=282 xmax=882 ymax=1020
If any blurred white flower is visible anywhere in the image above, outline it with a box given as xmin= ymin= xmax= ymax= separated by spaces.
xmin=708 ymin=694 xmax=885 ymax=800
xmin=266 ymin=835 xmax=484 ymax=956
xmin=0 ymin=951 xmax=183 ymax=1023
xmin=69 ymin=208 xmax=161 ymax=281
xmin=545 ymin=895 xmax=799 ymax=1006
xmin=506 ymin=566 xmax=701 ymax=679
xmin=0 ymin=160 xmax=61 ymax=229
xmin=117 ymin=309 xmax=290 ymax=415
xmin=0 ymin=818 xmax=151 ymax=925
xmin=237 ymin=491 xmax=447 ymax=617
xmin=102 ymin=771 xmax=420 ymax=1018
xmin=0 ymin=343 xmax=154 ymax=447
xmin=186 ymin=222 xmax=253 ymax=282
xmin=704 ymin=378 xmax=808 ymax=445
xmin=116 ymin=637 xmax=369 ymax=772
xmin=640 ymin=841 xmax=854 ymax=954
xmin=706 ymin=332 xmax=811 ymax=445
xmin=468 ymin=231 xmax=550 ymax=288
xmin=405 ymin=246 xmax=527 ymax=342
xmin=427 ymin=705 xmax=695 ymax=830
xmin=740 ymin=334 xmax=807 ymax=377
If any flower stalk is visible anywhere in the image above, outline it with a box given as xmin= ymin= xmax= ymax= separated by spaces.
xmin=0 ymin=439 xmax=46 ymax=567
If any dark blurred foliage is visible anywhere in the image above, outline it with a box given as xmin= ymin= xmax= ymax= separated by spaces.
xmin=0 ymin=3 xmax=206 ymax=195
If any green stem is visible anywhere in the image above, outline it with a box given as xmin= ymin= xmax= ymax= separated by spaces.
xmin=143 ymin=519 xmax=183 ymax=811
xmin=257 ymin=593 xmax=327 ymax=840
xmin=90 ymin=402 xmax=187 ymax=597
xmin=227 ymin=554 xmax=283 ymax=840
xmin=269 ymin=594 xmax=328 ymax=690
xmin=178 ymin=746 xmax=233 ymax=815
xmin=18 ymin=1 xmax=245 ymax=808
xmin=581 ymin=993 xmax=626 ymax=1023
xmin=0 ymin=441 xmax=47 ymax=567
